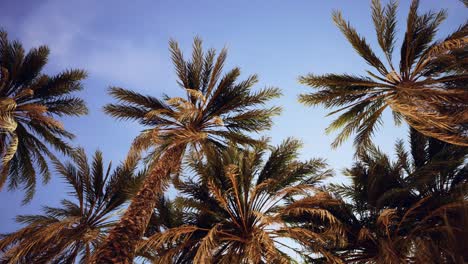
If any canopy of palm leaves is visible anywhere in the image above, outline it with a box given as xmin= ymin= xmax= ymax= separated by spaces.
xmin=0 ymin=30 xmax=88 ymax=203
xmin=105 ymin=37 xmax=282 ymax=159
xmin=299 ymin=0 xmax=468 ymax=149
xmin=0 ymin=149 xmax=143 ymax=263
xmin=93 ymin=38 xmax=282 ymax=262
xmin=308 ymin=129 xmax=467 ymax=263
xmin=138 ymin=139 xmax=344 ymax=264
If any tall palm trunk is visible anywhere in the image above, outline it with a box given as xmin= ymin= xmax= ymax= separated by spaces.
xmin=91 ymin=145 xmax=184 ymax=263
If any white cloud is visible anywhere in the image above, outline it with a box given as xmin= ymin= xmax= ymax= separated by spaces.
xmin=16 ymin=0 xmax=166 ymax=90
xmin=84 ymin=40 xmax=165 ymax=90
xmin=19 ymin=0 xmax=92 ymax=55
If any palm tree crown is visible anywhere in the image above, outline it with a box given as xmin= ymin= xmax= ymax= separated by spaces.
xmin=0 ymin=30 xmax=87 ymax=202
xmin=312 ymin=129 xmax=468 ymax=263
xmin=93 ymin=38 xmax=281 ymax=263
xmin=299 ymin=0 xmax=468 ymax=149
xmin=138 ymin=139 xmax=343 ymax=263
xmin=0 ymin=149 xmax=143 ymax=263
xmin=105 ymin=37 xmax=281 ymax=158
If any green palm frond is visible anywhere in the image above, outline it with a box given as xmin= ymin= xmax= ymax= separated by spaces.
xmin=300 ymin=0 xmax=468 ymax=148
xmin=104 ymin=38 xmax=281 ymax=156
xmin=371 ymin=0 xmax=398 ymax=68
xmin=332 ymin=11 xmax=388 ymax=76
xmin=0 ymin=29 xmax=87 ymax=201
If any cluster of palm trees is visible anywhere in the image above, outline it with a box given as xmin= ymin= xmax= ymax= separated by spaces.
xmin=0 ymin=0 xmax=466 ymax=263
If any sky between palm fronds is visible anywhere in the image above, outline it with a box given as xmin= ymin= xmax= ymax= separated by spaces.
xmin=0 ymin=0 xmax=466 ymax=235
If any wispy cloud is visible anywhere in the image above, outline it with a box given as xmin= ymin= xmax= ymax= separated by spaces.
xmin=18 ymin=0 xmax=93 ymax=55
xmin=15 ymin=0 xmax=166 ymax=90
xmin=83 ymin=39 xmax=165 ymax=90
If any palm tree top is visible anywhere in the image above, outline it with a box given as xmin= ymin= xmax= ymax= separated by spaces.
xmin=0 ymin=29 xmax=88 ymax=203
xmin=91 ymin=38 xmax=281 ymax=263
xmin=323 ymin=129 xmax=468 ymax=263
xmin=104 ymin=37 xmax=282 ymax=159
xmin=138 ymin=139 xmax=343 ymax=263
xmin=0 ymin=148 xmax=144 ymax=263
xmin=299 ymin=0 xmax=468 ymax=149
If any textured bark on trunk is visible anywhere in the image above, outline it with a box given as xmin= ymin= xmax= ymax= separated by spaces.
xmin=91 ymin=145 xmax=184 ymax=263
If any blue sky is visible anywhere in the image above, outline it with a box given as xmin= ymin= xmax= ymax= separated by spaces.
xmin=0 ymin=0 xmax=466 ymax=234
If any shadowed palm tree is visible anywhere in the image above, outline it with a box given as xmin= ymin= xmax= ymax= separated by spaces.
xmin=93 ymin=38 xmax=281 ymax=263
xmin=0 ymin=30 xmax=88 ymax=203
xmin=308 ymin=129 xmax=467 ymax=263
xmin=299 ymin=0 xmax=468 ymax=149
xmin=137 ymin=139 xmax=344 ymax=264
xmin=134 ymin=196 xmax=186 ymax=262
xmin=0 ymin=149 xmax=143 ymax=264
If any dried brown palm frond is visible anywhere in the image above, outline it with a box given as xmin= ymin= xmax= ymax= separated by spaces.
xmin=0 ymin=29 xmax=88 ymax=203
xmin=138 ymin=139 xmax=342 ymax=263
xmin=192 ymin=224 xmax=220 ymax=263
xmin=299 ymin=0 xmax=468 ymax=149
xmin=0 ymin=149 xmax=143 ymax=263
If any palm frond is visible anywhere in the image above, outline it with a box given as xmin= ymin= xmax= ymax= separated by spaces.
xmin=332 ymin=11 xmax=388 ymax=75
xmin=0 ymin=29 xmax=87 ymax=201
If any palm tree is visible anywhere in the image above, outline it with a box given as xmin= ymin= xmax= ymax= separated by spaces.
xmin=137 ymin=139 xmax=344 ymax=263
xmin=93 ymin=38 xmax=282 ymax=263
xmin=308 ymin=129 xmax=468 ymax=263
xmin=299 ymin=0 xmax=468 ymax=149
xmin=0 ymin=30 xmax=88 ymax=203
xmin=0 ymin=148 xmax=143 ymax=263
xmin=134 ymin=196 xmax=186 ymax=262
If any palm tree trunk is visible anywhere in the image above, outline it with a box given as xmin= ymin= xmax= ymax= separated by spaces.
xmin=91 ymin=145 xmax=184 ymax=263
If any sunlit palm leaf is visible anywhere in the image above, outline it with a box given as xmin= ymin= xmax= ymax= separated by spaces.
xmin=300 ymin=0 xmax=468 ymax=148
